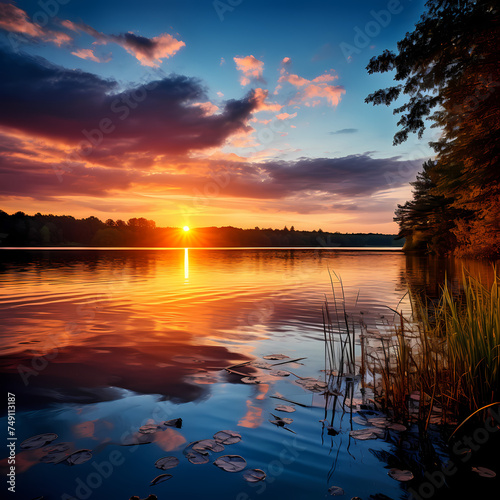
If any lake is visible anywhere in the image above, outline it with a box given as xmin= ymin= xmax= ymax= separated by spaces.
xmin=0 ymin=249 xmax=496 ymax=500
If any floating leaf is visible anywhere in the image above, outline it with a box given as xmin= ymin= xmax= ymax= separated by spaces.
xmin=66 ymin=449 xmax=92 ymax=465
xmin=328 ymin=485 xmax=345 ymax=496
xmin=370 ymin=418 xmax=390 ymax=428
xmin=213 ymin=430 xmax=242 ymax=445
xmin=155 ymin=456 xmax=179 ymax=470
xmin=213 ymin=455 xmax=247 ymax=473
xmin=349 ymin=429 xmax=379 ymax=440
xmin=21 ymin=433 xmax=58 ymax=450
xmin=185 ymin=450 xmax=210 ymax=464
xmin=275 ymin=405 xmax=296 ymax=413
xmin=388 ymin=423 xmax=407 ymax=432
xmin=263 ymin=354 xmax=289 ymax=360
xmin=270 ymin=370 xmax=290 ymax=377
xmin=352 ymin=416 xmax=369 ymax=426
xmin=42 ymin=442 xmax=71 ymax=454
xmin=270 ymin=414 xmax=293 ymax=425
xmin=295 ymin=377 xmax=328 ymax=393
xmin=243 ymin=469 xmax=266 ymax=483
xmin=472 ymin=466 xmax=496 ymax=478
xmin=192 ymin=439 xmax=225 ymax=453
xmin=162 ymin=418 xmax=182 ymax=428
xmin=388 ymin=469 xmax=414 ymax=481
xmin=251 ymin=361 xmax=272 ymax=369
xmin=241 ymin=376 xmax=260 ymax=384
xmin=139 ymin=424 xmax=159 ymax=434
xmin=150 ymin=473 xmax=172 ymax=485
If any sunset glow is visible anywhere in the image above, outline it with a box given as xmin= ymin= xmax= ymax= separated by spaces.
xmin=0 ymin=0 xmax=431 ymax=233
xmin=183 ymin=226 xmax=190 ymax=232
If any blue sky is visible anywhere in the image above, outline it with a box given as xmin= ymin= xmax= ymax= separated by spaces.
xmin=0 ymin=0 xmax=436 ymax=231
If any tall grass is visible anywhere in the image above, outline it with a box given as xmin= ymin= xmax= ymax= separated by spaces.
xmin=323 ymin=267 xmax=500 ymax=428
xmin=373 ymin=268 xmax=500 ymax=426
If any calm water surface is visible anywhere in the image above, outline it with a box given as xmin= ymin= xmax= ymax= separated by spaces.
xmin=0 ymin=249 xmax=495 ymax=499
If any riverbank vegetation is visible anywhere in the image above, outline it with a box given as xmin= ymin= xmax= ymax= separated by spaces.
xmin=367 ymin=0 xmax=499 ymax=259
xmin=324 ymin=267 xmax=500 ymax=430
xmin=0 ymin=210 xmax=402 ymax=248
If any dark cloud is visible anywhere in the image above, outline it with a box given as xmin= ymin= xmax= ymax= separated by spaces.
xmin=329 ymin=128 xmax=358 ymax=135
xmin=0 ymin=47 xmax=258 ymax=156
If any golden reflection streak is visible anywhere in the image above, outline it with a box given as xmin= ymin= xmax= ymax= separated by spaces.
xmin=184 ymin=247 xmax=189 ymax=281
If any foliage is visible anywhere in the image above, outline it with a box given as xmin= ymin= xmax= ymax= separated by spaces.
xmin=366 ymin=0 xmax=500 ymax=258
xmin=0 ymin=210 xmax=403 ymax=248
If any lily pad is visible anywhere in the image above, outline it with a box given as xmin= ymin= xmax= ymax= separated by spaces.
xmin=295 ymin=377 xmax=328 ymax=393
xmin=162 ymin=418 xmax=183 ymax=428
xmin=150 ymin=473 xmax=172 ymax=485
xmin=349 ymin=429 xmax=379 ymax=440
xmin=139 ymin=424 xmax=158 ymax=434
xmin=251 ymin=361 xmax=272 ymax=369
xmin=388 ymin=469 xmax=414 ymax=481
xmin=270 ymin=414 xmax=293 ymax=425
xmin=263 ymin=354 xmax=290 ymax=360
xmin=42 ymin=442 xmax=71 ymax=453
xmin=243 ymin=469 xmax=266 ymax=483
xmin=328 ymin=485 xmax=345 ymax=496
xmin=241 ymin=376 xmax=260 ymax=384
xmin=155 ymin=456 xmax=179 ymax=470
xmin=213 ymin=430 xmax=242 ymax=445
xmin=270 ymin=370 xmax=290 ymax=377
xmin=388 ymin=423 xmax=407 ymax=432
xmin=213 ymin=455 xmax=247 ymax=473
xmin=192 ymin=439 xmax=225 ymax=453
xmin=21 ymin=433 xmax=58 ymax=450
xmin=185 ymin=450 xmax=210 ymax=464
xmin=66 ymin=449 xmax=92 ymax=465
xmin=352 ymin=416 xmax=369 ymax=426
xmin=472 ymin=466 xmax=496 ymax=478
xmin=275 ymin=405 xmax=296 ymax=413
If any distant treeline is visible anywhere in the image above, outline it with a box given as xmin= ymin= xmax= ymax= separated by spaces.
xmin=0 ymin=211 xmax=402 ymax=248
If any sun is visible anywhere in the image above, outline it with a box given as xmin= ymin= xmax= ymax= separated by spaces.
xmin=183 ymin=226 xmax=190 ymax=232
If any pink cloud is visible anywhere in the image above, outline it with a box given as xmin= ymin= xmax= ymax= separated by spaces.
xmin=127 ymin=33 xmax=185 ymax=67
xmin=192 ymin=101 xmax=220 ymax=116
xmin=71 ymin=48 xmax=110 ymax=63
xmin=276 ymin=112 xmax=297 ymax=120
xmin=234 ymin=55 xmax=265 ymax=86
xmin=61 ymin=20 xmax=185 ymax=67
xmin=276 ymin=68 xmax=345 ymax=108
xmin=0 ymin=3 xmax=71 ymax=46
xmin=253 ymin=88 xmax=283 ymax=113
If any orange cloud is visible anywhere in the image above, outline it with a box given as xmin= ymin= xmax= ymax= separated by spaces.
xmin=62 ymin=20 xmax=185 ymax=67
xmin=276 ymin=68 xmax=345 ymax=108
xmin=276 ymin=112 xmax=297 ymax=120
xmin=0 ymin=3 xmax=71 ymax=46
xmin=192 ymin=101 xmax=220 ymax=116
xmin=253 ymin=88 xmax=283 ymax=113
xmin=71 ymin=48 xmax=110 ymax=63
xmin=234 ymin=55 xmax=265 ymax=86
xmin=129 ymin=33 xmax=185 ymax=67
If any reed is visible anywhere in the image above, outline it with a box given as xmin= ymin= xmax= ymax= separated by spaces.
xmin=373 ymin=268 xmax=499 ymax=427
xmin=323 ymin=266 xmax=500 ymax=428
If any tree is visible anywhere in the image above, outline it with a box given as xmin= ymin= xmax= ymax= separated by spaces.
xmin=367 ymin=0 xmax=500 ymax=257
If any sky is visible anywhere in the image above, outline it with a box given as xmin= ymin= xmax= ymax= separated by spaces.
xmin=0 ymin=0 xmax=438 ymax=232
